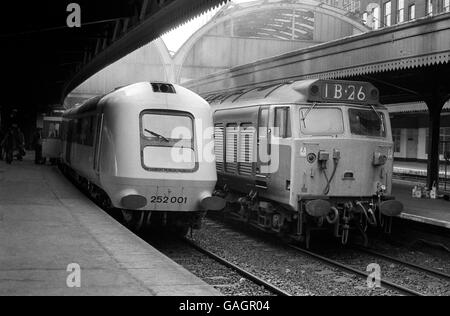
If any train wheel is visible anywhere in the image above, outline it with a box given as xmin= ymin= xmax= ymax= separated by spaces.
xmin=121 ymin=210 xmax=146 ymax=232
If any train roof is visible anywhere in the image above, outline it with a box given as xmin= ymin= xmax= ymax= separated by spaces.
xmin=63 ymin=95 xmax=105 ymax=117
xmin=63 ymin=82 xmax=208 ymax=117
xmin=206 ymin=79 xmax=382 ymax=108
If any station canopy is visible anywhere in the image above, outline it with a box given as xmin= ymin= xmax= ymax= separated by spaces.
xmin=0 ymin=0 xmax=228 ymax=113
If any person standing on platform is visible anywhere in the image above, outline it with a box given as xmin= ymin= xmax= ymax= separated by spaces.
xmin=32 ymin=128 xmax=43 ymax=164
xmin=1 ymin=128 xmax=16 ymax=164
xmin=0 ymin=129 xmax=4 ymax=161
xmin=14 ymin=127 xmax=25 ymax=161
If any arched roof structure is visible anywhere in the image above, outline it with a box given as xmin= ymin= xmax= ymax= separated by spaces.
xmin=173 ymin=0 xmax=369 ymax=82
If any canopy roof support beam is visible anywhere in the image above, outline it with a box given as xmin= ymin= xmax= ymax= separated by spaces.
xmin=425 ymin=87 xmax=449 ymax=189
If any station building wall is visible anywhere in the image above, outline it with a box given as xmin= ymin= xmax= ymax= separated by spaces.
xmin=391 ymin=112 xmax=450 ymax=161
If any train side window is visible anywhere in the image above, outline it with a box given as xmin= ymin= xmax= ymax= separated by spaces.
xmin=67 ymin=121 xmax=73 ymax=143
xmin=274 ymin=107 xmax=291 ymax=138
xmin=259 ymin=108 xmax=269 ymax=130
xmin=76 ymin=119 xmax=82 ymax=144
xmin=258 ymin=107 xmax=271 ymax=158
xmin=81 ymin=118 xmax=90 ymax=145
xmin=87 ymin=116 xmax=95 ymax=146
xmin=63 ymin=121 xmax=68 ymax=141
xmin=60 ymin=122 xmax=65 ymax=141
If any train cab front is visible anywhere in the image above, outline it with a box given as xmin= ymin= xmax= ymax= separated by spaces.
xmin=114 ymin=181 xmax=225 ymax=233
xmin=293 ymin=80 xmax=404 ymax=247
xmin=106 ymin=106 xmax=224 ymax=234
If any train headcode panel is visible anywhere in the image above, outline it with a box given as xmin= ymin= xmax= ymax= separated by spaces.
xmin=294 ymin=80 xmax=380 ymax=105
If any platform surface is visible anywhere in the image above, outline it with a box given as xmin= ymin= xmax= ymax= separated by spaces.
xmin=393 ymin=181 xmax=450 ymax=229
xmin=0 ymin=157 xmax=220 ymax=296
xmin=394 ymin=161 xmax=449 ymax=178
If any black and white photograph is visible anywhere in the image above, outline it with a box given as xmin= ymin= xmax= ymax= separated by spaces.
xmin=0 ymin=0 xmax=449 ymax=301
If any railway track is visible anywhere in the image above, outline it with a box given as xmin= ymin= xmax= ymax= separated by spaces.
xmin=288 ymin=245 xmax=425 ymax=296
xmin=203 ymin=215 xmax=450 ymax=296
xmin=193 ymin=218 xmax=397 ymax=295
xmin=144 ymin=230 xmax=291 ymax=296
xmin=351 ymin=246 xmax=450 ymax=281
xmin=182 ymin=238 xmax=292 ymax=296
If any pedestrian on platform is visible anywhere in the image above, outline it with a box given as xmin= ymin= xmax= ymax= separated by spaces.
xmin=1 ymin=128 xmax=16 ymax=164
xmin=0 ymin=129 xmax=4 ymax=161
xmin=32 ymin=128 xmax=43 ymax=164
xmin=14 ymin=127 xmax=25 ymax=161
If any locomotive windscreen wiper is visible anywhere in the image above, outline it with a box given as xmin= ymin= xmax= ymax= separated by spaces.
xmin=300 ymin=103 xmax=317 ymax=128
xmin=145 ymin=129 xmax=169 ymax=142
xmin=369 ymin=104 xmax=385 ymax=134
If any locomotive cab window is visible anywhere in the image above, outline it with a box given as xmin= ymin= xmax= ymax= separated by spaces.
xmin=300 ymin=107 xmax=344 ymax=135
xmin=274 ymin=107 xmax=291 ymax=138
xmin=140 ymin=111 xmax=196 ymax=171
xmin=348 ymin=108 xmax=386 ymax=138
xmin=259 ymin=108 xmax=269 ymax=130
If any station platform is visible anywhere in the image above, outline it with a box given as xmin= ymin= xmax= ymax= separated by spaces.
xmin=391 ymin=160 xmax=449 ymax=229
xmin=392 ymin=181 xmax=450 ymax=229
xmin=393 ymin=161 xmax=449 ymax=179
xmin=0 ymin=156 xmax=220 ymax=296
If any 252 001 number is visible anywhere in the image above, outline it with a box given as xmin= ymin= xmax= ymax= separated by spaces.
xmin=150 ymin=196 xmax=188 ymax=204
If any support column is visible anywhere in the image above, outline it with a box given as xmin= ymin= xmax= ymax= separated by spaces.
xmin=425 ymin=96 xmax=445 ymax=189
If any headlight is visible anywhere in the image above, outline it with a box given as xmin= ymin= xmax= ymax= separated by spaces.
xmin=373 ymin=152 xmax=387 ymax=166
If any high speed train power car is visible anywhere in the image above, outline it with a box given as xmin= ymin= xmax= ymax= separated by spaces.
xmin=61 ymin=82 xmax=225 ymax=234
xmin=206 ymin=79 xmax=403 ymax=247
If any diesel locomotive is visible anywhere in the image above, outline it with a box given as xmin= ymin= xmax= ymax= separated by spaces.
xmin=206 ymin=79 xmax=403 ymax=247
